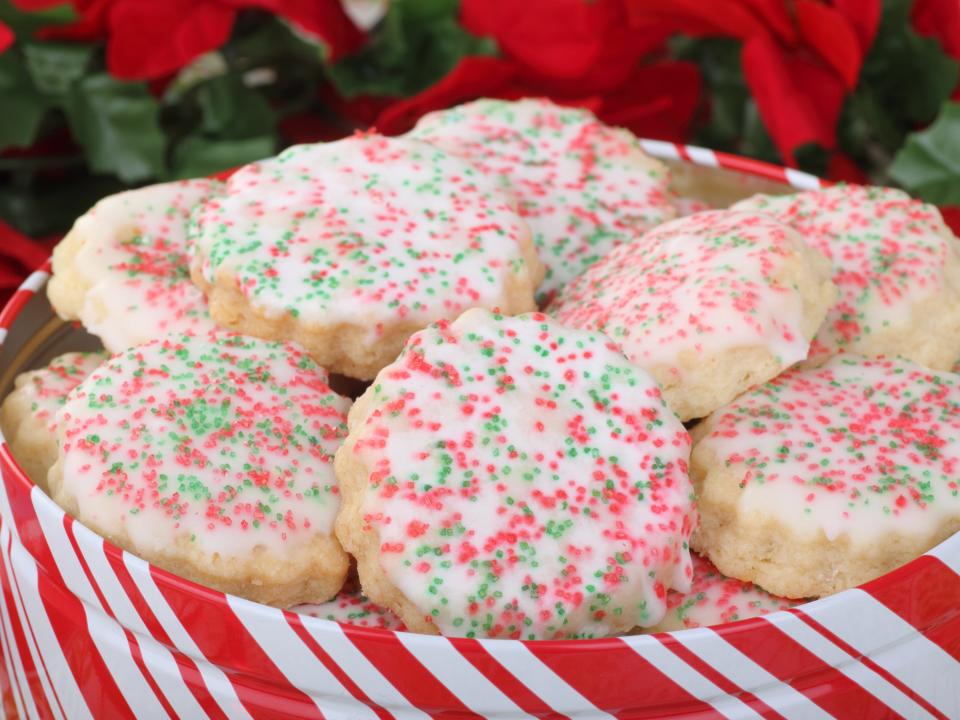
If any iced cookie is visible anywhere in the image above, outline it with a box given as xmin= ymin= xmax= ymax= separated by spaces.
xmin=409 ymin=98 xmax=676 ymax=300
xmin=733 ymin=185 xmax=960 ymax=369
xmin=646 ymin=553 xmax=797 ymax=633
xmin=190 ymin=133 xmax=542 ymax=380
xmin=335 ymin=309 xmax=694 ymax=639
xmin=294 ymin=589 xmax=406 ymax=630
xmin=549 ymin=210 xmax=836 ymax=421
xmin=49 ymin=330 xmax=351 ymax=607
xmin=672 ymin=196 xmax=714 ymax=217
xmin=691 ymin=354 xmax=960 ymax=598
xmin=0 ymin=351 xmax=107 ymax=491
xmin=48 ymin=180 xmax=220 ymax=353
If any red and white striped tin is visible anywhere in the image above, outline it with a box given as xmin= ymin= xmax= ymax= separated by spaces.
xmin=0 ymin=145 xmax=957 ymax=719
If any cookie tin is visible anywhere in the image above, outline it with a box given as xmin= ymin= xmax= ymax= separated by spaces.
xmin=0 ymin=144 xmax=956 ymax=719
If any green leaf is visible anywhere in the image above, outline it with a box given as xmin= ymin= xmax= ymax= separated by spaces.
xmin=170 ymin=134 xmax=275 ymax=179
xmin=859 ymin=0 xmax=959 ymax=134
xmin=64 ymin=73 xmax=167 ymax=182
xmin=22 ymin=42 xmax=95 ymax=98
xmin=673 ymin=38 xmax=781 ymax=161
xmin=0 ymin=0 xmax=75 ymax=38
xmin=0 ymin=52 xmax=48 ymax=150
xmin=739 ymin=100 xmax=781 ymax=165
xmin=794 ymin=143 xmax=830 ymax=178
xmin=889 ymin=101 xmax=960 ymax=205
xmin=324 ymin=0 xmax=497 ymax=98
xmin=0 ymin=92 xmax=47 ymax=149
xmin=195 ymin=74 xmax=275 ymax=139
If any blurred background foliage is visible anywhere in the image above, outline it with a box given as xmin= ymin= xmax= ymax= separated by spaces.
xmin=0 ymin=0 xmax=958 ymax=244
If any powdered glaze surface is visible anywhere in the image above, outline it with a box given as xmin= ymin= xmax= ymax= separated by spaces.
xmin=294 ymin=589 xmax=406 ymax=630
xmin=56 ymin=331 xmax=351 ymax=560
xmin=410 ymin=98 xmax=675 ymax=299
xmin=58 ymin=180 xmax=220 ymax=352
xmin=653 ymin=553 xmax=797 ymax=632
xmin=12 ymin=352 xmax=108 ymax=433
xmin=348 ymin=309 xmax=694 ymax=639
xmin=695 ymin=355 xmax=960 ymax=546
xmin=733 ymin=185 xmax=960 ymax=364
xmin=191 ymin=133 xmax=537 ymax=333
xmin=549 ymin=210 xmax=817 ymax=374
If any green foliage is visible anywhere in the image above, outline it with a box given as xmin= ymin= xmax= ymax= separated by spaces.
xmin=171 ymin=135 xmax=276 ymax=179
xmin=2 ymin=0 xmax=960 ymax=240
xmin=672 ymin=37 xmax=782 ymax=166
xmin=859 ymin=0 xmax=959 ymax=138
xmin=325 ymin=0 xmax=496 ymax=98
xmin=65 ymin=73 xmax=167 ymax=182
xmin=23 ymin=42 xmax=94 ymax=96
xmin=837 ymin=0 xmax=959 ymax=184
xmin=0 ymin=52 xmax=46 ymax=150
xmin=890 ymin=101 xmax=960 ymax=205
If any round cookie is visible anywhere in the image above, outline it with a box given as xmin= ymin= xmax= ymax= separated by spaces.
xmin=48 ymin=180 xmax=220 ymax=354
xmin=335 ymin=309 xmax=695 ymax=639
xmin=732 ymin=185 xmax=960 ymax=370
xmin=293 ymin=589 xmax=406 ymax=630
xmin=0 ymin=351 xmax=108 ymax=492
xmin=645 ymin=553 xmax=797 ymax=633
xmin=189 ymin=133 xmax=542 ymax=380
xmin=49 ymin=330 xmax=351 ymax=607
xmin=548 ymin=210 xmax=837 ymax=421
xmin=409 ymin=98 xmax=676 ymax=301
xmin=691 ymin=354 xmax=960 ymax=599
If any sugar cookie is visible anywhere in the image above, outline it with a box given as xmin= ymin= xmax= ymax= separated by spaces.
xmin=646 ymin=553 xmax=797 ymax=632
xmin=336 ymin=309 xmax=694 ymax=639
xmin=733 ymin=185 xmax=960 ymax=369
xmin=0 ymin=351 xmax=107 ymax=491
xmin=190 ymin=133 xmax=542 ymax=379
xmin=410 ymin=98 xmax=675 ymax=300
xmin=48 ymin=180 xmax=220 ymax=353
xmin=691 ymin=355 xmax=960 ymax=598
xmin=49 ymin=331 xmax=351 ymax=606
xmin=549 ymin=210 xmax=836 ymax=420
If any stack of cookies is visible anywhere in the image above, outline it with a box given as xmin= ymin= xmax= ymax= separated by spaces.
xmin=5 ymin=98 xmax=960 ymax=640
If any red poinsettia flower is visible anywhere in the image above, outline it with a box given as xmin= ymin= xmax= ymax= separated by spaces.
xmin=626 ymin=0 xmax=881 ymax=165
xmin=39 ymin=0 xmax=365 ymax=80
xmin=378 ymin=0 xmax=701 ymax=142
xmin=0 ymin=22 xmax=13 ymax=54
xmin=461 ymin=0 xmax=668 ymax=95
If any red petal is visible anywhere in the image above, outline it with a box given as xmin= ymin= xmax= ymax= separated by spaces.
xmin=106 ymin=0 xmax=236 ymax=80
xmin=625 ymin=0 xmax=769 ymax=40
xmin=510 ymin=7 xmax=668 ymax=95
xmin=795 ymin=0 xmax=863 ymax=89
xmin=940 ymin=206 xmax=960 ymax=237
xmin=0 ymin=221 xmax=55 ymax=270
xmin=742 ymin=34 xmax=847 ymax=162
xmin=374 ymin=56 xmax=520 ymax=136
xmin=236 ymin=0 xmax=365 ymax=61
xmin=10 ymin=0 xmax=63 ymax=7
xmin=462 ymin=0 xmax=606 ymax=79
xmin=912 ymin=0 xmax=960 ymax=58
xmin=832 ymin=0 xmax=882 ymax=53
xmin=0 ymin=220 xmax=59 ymax=306
xmin=597 ymin=61 xmax=702 ymax=142
xmin=739 ymin=0 xmax=796 ymax=44
xmin=38 ymin=0 xmax=112 ymax=41
xmin=0 ymin=21 xmax=13 ymax=54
